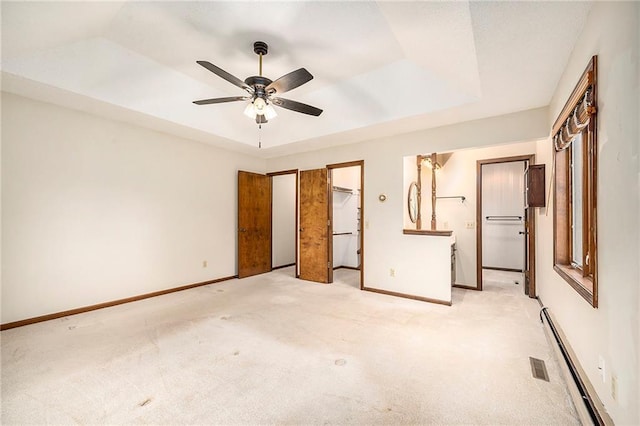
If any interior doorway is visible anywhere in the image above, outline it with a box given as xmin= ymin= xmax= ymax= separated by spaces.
xmin=476 ymin=155 xmax=536 ymax=297
xmin=237 ymin=169 xmax=298 ymax=279
xmin=328 ymin=161 xmax=364 ymax=290
xmin=297 ymin=160 xmax=364 ymax=289
xmin=269 ymin=170 xmax=298 ymax=276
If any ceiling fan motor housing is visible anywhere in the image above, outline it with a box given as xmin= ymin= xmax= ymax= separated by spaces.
xmin=245 ymin=75 xmax=273 ymax=100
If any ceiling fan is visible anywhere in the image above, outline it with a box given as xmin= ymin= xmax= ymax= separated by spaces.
xmin=193 ymin=41 xmax=323 ymax=124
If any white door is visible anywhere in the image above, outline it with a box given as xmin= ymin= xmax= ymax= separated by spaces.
xmin=481 ymin=161 xmax=525 ymax=271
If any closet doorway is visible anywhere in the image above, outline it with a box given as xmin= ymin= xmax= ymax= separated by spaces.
xmin=476 ymin=155 xmax=536 ymax=297
xmin=298 ymin=160 xmax=364 ymax=288
xmin=328 ymin=161 xmax=363 ymax=290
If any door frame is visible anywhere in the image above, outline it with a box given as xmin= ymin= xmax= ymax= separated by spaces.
xmin=327 ymin=160 xmax=364 ymax=290
xmin=267 ymin=169 xmax=299 ymax=274
xmin=476 ymin=155 xmax=536 ymax=297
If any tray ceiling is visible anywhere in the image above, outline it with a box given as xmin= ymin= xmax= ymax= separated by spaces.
xmin=1 ymin=1 xmax=591 ymax=156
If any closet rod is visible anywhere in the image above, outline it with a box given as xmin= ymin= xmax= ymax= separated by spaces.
xmin=332 ymin=186 xmax=353 ymax=194
xmin=485 ymin=215 xmax=522 ymax=221
xmin=436 ymin=196 xmax=466 ymax=203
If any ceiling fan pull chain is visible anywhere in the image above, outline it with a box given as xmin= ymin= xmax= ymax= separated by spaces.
xmin=258 ymin=124 xmax=262 ymax=149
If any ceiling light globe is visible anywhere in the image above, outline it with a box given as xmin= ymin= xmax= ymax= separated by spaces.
xmin=254 ymin=97 xmax=267 ymax=115
xmin=244 ymin=103 xmax=256 ymax=118
xmin=264 ymin=104 xmax=277 ymax=120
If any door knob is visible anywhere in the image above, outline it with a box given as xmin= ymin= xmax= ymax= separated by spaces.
xmin=299 ymin=228 xmax=304 ymax=232
xmin=240 ymin=228 xmax=246 ymax=232
xmin=519 ymin=231 xmax=528 ymax=235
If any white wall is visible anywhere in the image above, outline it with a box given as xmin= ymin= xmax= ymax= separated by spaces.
xmin=409 ymin=142 xmax=538 ymax=287
xmin=267 ymin=107 xmax=548 ymax=302
xmin=1 ymin=92 xmax=265 ymax=324
xmin=6 ymin=97 xmax=546 ymax=320
xmin=272 ymin=173 xmax=296 ymax=268
xmin=535 ymin=2 xmax=639 ymax=424
xmin=332 ymin=167 xmax=360 ymax=193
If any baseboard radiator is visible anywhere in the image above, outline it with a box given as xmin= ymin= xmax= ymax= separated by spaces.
xmin=540 ymin=307 xmax=613 ymax=426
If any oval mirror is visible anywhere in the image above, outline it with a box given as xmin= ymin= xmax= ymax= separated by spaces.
xmin=408 ymin=181 xmax=419 ymax=223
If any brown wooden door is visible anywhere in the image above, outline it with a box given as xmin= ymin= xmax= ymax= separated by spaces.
xmin=238 ymin=171 xmax=272 ymax=279
xmin=524 ymin=205 xmax=536 ymax=298
xmin=523 ymin=162 xmax=536 ymax=298
xmin=299 ymin=168 xmax=331 ymax=283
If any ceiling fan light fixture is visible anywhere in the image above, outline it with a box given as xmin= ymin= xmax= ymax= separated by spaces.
xmin=423 ymin=156 xmax=441 ymax=170
xmin=253 ymin=96 xmax=267 ymax=114
xmin=243 ymin=102 xmax=256 ymax=119
xmin=264 ymin=104 xmax=277 ymax=120
xmin=243 ymin=97 xmax=277 ymax=121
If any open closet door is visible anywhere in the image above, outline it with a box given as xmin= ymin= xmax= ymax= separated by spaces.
xmin=523 ymin=201 xmax=536 ymax=298
xmin=238 ymin=171 xmax=272 ymax=279
xmin=299 ymin=168 xmax=331 ymax=283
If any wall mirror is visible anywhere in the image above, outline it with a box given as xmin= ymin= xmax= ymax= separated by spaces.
xmin=407 ymin=181 xmax=419 ymax=223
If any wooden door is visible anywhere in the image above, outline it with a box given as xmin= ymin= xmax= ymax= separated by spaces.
xmin=299 ymin=168 xmax=331 ymax=283
xmin=524 ymin=203 xmax=536 ymax=298
xmin=238 ymin=171 xmax=272 ymax=278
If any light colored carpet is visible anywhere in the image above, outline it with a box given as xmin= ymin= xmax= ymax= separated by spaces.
xmin=1 ymin=267 xmax=579 ymax=424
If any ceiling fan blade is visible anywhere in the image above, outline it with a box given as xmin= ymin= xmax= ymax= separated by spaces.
xmin=196 ymin=61 xmax=253 ymax=93
xmin=256 ymin=115 xmax=268 ymax=124
xmin=271 ymin=97 xmax=323 ymax=116
xmin=266 ymin=68 xmax=313 ymax=94
xmin=193 ymin=96 xmax=249 ymax=105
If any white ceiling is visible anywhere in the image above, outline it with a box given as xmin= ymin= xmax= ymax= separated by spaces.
xmin=1 ymin=1 xmax=591 ymax=157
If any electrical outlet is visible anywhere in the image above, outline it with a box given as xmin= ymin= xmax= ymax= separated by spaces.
xmin=611 ymin=375 xmax=617 ymax=401
xmin=389 ymin=268 xmax=395 ymax=277
xmin=443 ymin=221 xmax=449 ymax=229
xmin=203 ymin=260 xmax=208 ymax=268
xmin=465 ymin=221 xmax=475 ymax=229
xmin=365 ymin=220 xmax=370 ymax=229
xmin=598 ymin=356 xmax=606 ymax=383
